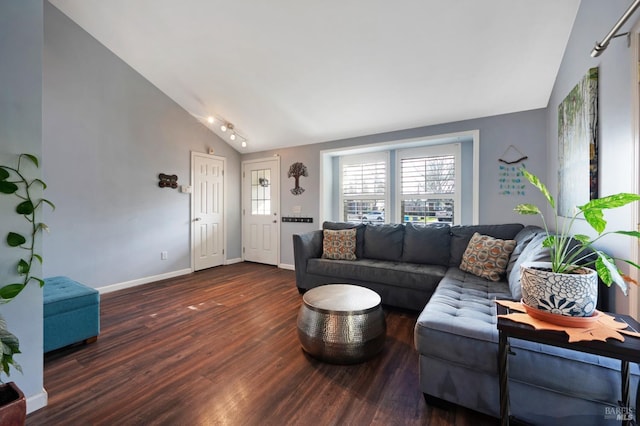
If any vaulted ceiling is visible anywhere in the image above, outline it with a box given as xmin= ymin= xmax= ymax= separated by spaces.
xmin=49 ymin=0 xmax=581 ymax=153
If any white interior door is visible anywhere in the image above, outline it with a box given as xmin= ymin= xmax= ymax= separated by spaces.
xmin=242 ymin=158 xmax=280 ymax=265
xmin=192 ymin=152 xmax=225 ymax=271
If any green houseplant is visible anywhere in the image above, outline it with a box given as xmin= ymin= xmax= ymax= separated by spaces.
xmin=0 ymin=153 xmax=54 ymax=424
xmin=515 ymin=168 xmax=640 ymax=317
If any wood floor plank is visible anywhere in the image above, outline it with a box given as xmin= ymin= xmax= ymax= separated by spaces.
xmin=27 ymin=262 xmax=498 ymax=426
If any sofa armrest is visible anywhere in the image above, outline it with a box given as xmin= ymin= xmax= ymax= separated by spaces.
xmin=293 ymin=230 xmax=323 ymax=288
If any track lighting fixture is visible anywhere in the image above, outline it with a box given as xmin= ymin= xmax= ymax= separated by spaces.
xmin=192 ymin=113 xmax=248 ymax=149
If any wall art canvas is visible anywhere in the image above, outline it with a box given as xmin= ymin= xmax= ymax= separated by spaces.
xmin=557 ymin=67 xmax=598 ymax=217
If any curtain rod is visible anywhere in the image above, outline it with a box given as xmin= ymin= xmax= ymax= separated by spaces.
xmin=591 ymin=0 xmax=640 ymax=57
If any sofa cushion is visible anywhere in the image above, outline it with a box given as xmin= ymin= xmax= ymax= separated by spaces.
xmin=402 ymin=223 xmax=450 ymax=266
xmin=363 ymin=223 xmax=404 ymax=261
xmin=414 ymin=268 xmax=512 ymax=373
xmin=322 ymin=229 xmax=357 ymax=260
xmin=323 ymin=221 xmax=365 ymax=258
xmin=459 ymin=233 xmax=516 ymax=281
xmin=449 ymin=224 xmax=524 ymax=267
xmin=506 ymin=226 xmax=545 ymax=277
xmin=307 ymin=258 xmax=446 ymax=292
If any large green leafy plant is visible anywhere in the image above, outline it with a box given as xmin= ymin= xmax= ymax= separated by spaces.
xmin=0 ymin=153 xmax=54 ymax=378
xmin=515 ymin=168 xmax=640 ymax=295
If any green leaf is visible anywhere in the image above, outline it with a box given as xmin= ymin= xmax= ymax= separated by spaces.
xmin=595 ymin=256 xmax=612 ymax=285
xmin=20 ymin=154 xmax=38 ymax=168
xmin=16 ymin=200 xmax=34 ymax=215
xmin=17 ymin=259 xmax=29 ymax=275
xmin=0 ymin=168 xmax=9 ymax=181
xmin=514 ymin=204 xmax=540 ymax=215
xmin=542 ymin=235 xmax=555 ymax=248
xmin=573 ymin=234 xmax=591 ymax=244
xmin=0 ymin=332 xmax=20 ymax=353
xmin=31 ymin=277 xmax=44 ymax=287
xmin=582 ymin=208 xmax=605 ymax=234
xmin=32 ymin=178 xmax=47 ymax=190
xmin=33 ymin=254 xmax=43 ymax=264
xmin=6 ymin=232 xmax=26 ymax=247
xmin=596 ymin=254 xmax=628 ymax=295
xmin=620 ymin=258 xmax=640 ymax=270
xmin=580 ymin=193 xmax=640 ymax=210
xmin=0 ymin=181 xmax=18 ymax=194
xmin=0 ymin=284 xmax=25 ymax=301
xmin=521 ymin=168 xmax=555 ymax=209
xmin=42 ymin=198 xmax=56 ymax=211
xmin=614 ymin=230 xmax=640 ymax=239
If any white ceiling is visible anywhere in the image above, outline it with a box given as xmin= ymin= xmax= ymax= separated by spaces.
xmin=48 ymin=0 xmax=581 ymax=153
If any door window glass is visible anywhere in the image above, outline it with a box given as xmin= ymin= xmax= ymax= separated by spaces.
xmin=251 ymin=169 xmax=271 ymax=215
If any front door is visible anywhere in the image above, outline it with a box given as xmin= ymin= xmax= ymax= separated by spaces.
xmin=192 ymin=152 xmax=225 ymax=271
xmin=242 ymin=158 xmax=280 ymax=265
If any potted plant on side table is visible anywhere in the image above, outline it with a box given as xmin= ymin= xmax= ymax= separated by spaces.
xmin=0 ymin=153 xmax=54 ymax=425
xmin=515 ymin=168 xmax=640 ymax=321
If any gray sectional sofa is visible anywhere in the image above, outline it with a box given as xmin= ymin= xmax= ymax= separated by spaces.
xmin=293 ymin=221 xmax=639 ymax=425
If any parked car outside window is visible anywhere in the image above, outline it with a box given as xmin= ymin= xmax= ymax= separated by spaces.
xmin=362 ymin=211 xmax=384 ymax=224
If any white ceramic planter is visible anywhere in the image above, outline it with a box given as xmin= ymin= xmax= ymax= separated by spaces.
xmin=520 ymin=261 xmax=598 ymax=317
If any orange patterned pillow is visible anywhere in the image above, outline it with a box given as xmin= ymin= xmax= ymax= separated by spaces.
xmin=322 ymin=229 xmax=357 ymax=260
xmin=460 ymin=232 xmax=516 ymax=281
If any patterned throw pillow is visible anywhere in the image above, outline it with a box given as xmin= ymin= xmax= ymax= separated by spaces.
xmin=322 ymin=229 xmax=357 ymax=260
xmin=460 ymin=232 xmax=516 ymax=281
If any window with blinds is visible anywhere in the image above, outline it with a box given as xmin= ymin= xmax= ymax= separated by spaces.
xmin=398 ymin=145 xmax=460 ymax=225
xmin=339 ymin=153 xmax=388 ymax=224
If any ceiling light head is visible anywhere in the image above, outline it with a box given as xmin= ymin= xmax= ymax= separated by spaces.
xmin=207 ymin=116 xmax=214 ymax=124
xmin=230 ymin=133 xmax=236 ymax=141
xmin=241 ymin=141 xmax=247 ymax=148
xmin=220 ymin=123 xmax=227 ymax=132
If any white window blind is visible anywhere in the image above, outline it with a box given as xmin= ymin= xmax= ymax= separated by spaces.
xmin=398 ymin=145 xmax=460 ymax=225
xmin=342 ymin=161 xmax=386 ymax=196
xmin=339 ymin=153 xmax=388 ymax=223
xmin=401 ymin=155 xmax=455 ymax=195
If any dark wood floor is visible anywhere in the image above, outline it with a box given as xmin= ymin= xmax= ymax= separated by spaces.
xmin=27 ymin=262 xmax=498 ymax=426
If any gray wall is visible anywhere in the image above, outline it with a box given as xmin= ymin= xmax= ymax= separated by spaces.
xmin=43 ymin=3 xmax=242 ymax=288
xmin=244 ymin=108 xmax=548 ymax=266
xmin=0 ymin=0 xmax=45 ymax=412
xmin=545 ymin=0 xmax=639 ymax=313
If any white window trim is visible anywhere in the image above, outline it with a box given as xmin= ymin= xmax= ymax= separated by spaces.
xmin=395 ymin=143 xmax=462 ymax=225
xmin=338 ymin=151 xmax=390 ymax=223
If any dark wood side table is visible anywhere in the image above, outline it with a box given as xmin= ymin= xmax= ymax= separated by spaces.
xmin=497 ymin=305 xmax=640 ymax=426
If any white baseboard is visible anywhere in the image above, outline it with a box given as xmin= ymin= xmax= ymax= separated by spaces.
xmin=27 ymin=388 xmax=48 ymax=414
xmin=279 ymin=263 xmax=295 ymax=271
xmin=225 ymin=258 xmax=242 ymax=265
xmin=98 ymin=268 xmax=192 ymax=294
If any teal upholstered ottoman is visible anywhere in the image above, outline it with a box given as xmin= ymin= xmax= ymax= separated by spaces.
xmin=43 ymin=276 xmax=100 ymax=353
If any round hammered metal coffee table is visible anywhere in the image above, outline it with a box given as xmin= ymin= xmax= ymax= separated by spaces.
xmin=297 ymin=284 xmax=386 ymax=364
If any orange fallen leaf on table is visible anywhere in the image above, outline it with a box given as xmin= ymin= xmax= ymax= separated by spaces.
xmin=495 ymin=300 xmax=640 ymax=343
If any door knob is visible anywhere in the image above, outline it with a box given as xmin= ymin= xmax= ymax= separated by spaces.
xmin=194 ymin=218 xmax=201 ymax=221
xmin=273 ymin=220 xmax=277 ymax=223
